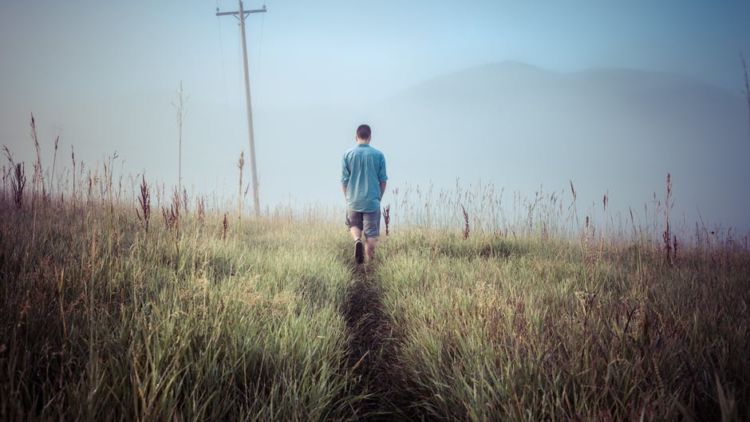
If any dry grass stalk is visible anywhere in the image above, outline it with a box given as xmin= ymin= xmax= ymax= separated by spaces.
xmin=461 ymin=204 xmax=470 ymax=240
xmin=136 ymin=175 xmax=151 ymax=232
xmin=29 ymin=113 xmax=46 ymax=204
xmin=70 ymin=146 xmax=76 ymax=204
xmin=3 ymin=147 xmax=12 ymax=201
xmin=172 ymin=188 xmax=181 ymax=231
xmin=161 ymin=188 xmax=181 ymax=231
xmin=182 ymin=188 xmax=189 ymax=215
xmin=222 ymin=213 xmax=228 ymax=240
xmin=50 ymin=136 xmax=59 ymax=198
xmin=602 ymin=191 xmax=610 ymax=242
xmin=12 ymin=163 xmax=26 ymax=210
xmin=583 ymin=215 xmax=592 ymax=247
xmin=1 ymin=164 xmax=6 ymax=204
xmin=117 ymin=173 xmax=124 ymax=204
xmin=196 ymin=196 xmax=206 ymax=223
xmin=383 ymin=204 xmax=391 ymax=236
xmin=569 ymin=180 xmax=577 ymax=202
xmin=238 ymin=151 xmax=245 ymax=222
xmin=103 ymin=153 xmax=118 ymax=214
xmin=170 ymin=190 xmax=182 ymax=237
xmin=663 ymin=173 xmax=674 ymax=265
xmin=569 ymin=180 xmax=577 ymax=231
xmin=3 ymin=146 xmax=25 ymax=209
xmin=161 ymin=207 xmax=174 ymax=229
xmin=86 ymin=170 xmax=95 ymax=206
xmin=629 ymin=206 xmax=637 ymax=238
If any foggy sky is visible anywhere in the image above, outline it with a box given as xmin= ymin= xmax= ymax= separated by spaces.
xmin=1 ymin=0 xmax=749 ymax=231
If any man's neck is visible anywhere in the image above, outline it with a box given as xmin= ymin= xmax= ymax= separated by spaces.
xmin=356 ymin=140 xmax=370 ymax=145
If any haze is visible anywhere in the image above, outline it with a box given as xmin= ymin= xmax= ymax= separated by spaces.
xmin=2 ymin=0 xmax=749 ymax=231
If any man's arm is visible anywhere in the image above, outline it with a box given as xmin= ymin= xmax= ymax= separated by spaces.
xmin=378 ymin=153 xmax=388 ymax=200
xmin=341 ymin=154 xmax=350 ymax=201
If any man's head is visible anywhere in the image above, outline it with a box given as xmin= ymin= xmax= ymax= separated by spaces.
xmin=356 ymin=124 xmax=371 ymax=143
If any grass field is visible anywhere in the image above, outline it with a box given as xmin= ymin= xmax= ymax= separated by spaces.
xmin=1 ymin=175 xmax=749 ymax=420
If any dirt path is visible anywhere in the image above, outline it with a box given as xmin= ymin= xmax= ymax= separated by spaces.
xmin=340 ymin=261 xmax=417 ymax=420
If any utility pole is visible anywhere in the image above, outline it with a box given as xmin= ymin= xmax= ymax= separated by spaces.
xmin=217 ymin=1 xmax=266 ymax=217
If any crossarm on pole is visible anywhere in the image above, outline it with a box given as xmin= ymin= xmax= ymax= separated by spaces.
xmin=216 ymin=5 xmax=266 ymax=17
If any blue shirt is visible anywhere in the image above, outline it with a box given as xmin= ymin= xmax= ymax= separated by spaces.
xmin=341 ymin=144 xmax=388 ymax=212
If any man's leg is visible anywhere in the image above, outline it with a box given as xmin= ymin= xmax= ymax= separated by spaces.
xmin=350 ymin=226 xmax=362 ymax=241
xmin=362 ymin=209 xmax=382 ymax=262
xmin=347 ymin=210 xmax=365 ymax=264
xmin=365 ymin=236 xmax=378 ymax=260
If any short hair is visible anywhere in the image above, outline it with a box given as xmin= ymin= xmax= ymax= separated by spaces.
xmin=356 ymin=124 xmax=371 ymax=141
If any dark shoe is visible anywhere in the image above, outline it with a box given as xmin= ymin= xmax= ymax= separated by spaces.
xmin=354 ymin=239 xmax=364 ymax=265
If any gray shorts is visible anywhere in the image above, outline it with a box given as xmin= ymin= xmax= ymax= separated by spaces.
xmin=346 ymin=209 xmax=381 ymax=238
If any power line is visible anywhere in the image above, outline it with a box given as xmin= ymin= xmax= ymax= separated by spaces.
xmin=215 ymin=0 xmax=229 ymax=106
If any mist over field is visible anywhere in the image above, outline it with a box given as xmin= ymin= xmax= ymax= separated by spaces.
xmin=3 ymin=61 xmax=749 ymax=232
xmin=2 ymin=1 xmax=750 ymax=234
xmin=257 ymin=62 xmax=750 ymax=231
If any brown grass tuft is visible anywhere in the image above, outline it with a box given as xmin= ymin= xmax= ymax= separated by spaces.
xmin=136 ymin=175 xmax=151 ymax=232
xmin=461 ymin=204 xmax=470 ymax=240
xmin=383 ymin=204 xmax=391 ymax=236
xmin=161 ymin=188 xmax=180 ymax=231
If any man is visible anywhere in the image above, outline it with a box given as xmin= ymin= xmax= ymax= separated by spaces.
xmin=341 ymin=124 xmax=388 ymax=264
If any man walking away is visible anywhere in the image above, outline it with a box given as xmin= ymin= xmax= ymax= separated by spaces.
xmin=341 ymin=124 xmax=388 ymax=264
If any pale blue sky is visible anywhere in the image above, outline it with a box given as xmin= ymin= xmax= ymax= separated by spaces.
xmin=2 ymin=0 xmax=749 ymax=109
xmin=1 ymin=0 xmax=749 ymax=229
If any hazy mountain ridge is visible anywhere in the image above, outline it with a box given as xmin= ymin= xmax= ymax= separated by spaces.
xmin=397 ymin=61 xmax=741 ymax=102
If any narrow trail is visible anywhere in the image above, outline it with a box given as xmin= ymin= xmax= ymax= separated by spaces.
xmin=339 ymin=254 xmax=418 ymax=420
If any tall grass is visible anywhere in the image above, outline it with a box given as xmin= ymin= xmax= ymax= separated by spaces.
xmin=0 ymin=197 xmax=366 ymax=420
xmin=376 ymin=231 xmax=749 ymax=420
xmin=1 ymin=116 xmax=749 ymax=419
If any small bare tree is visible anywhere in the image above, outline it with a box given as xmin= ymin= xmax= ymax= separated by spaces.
xmin=172 ymin=81 xmax=189 ymax=200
